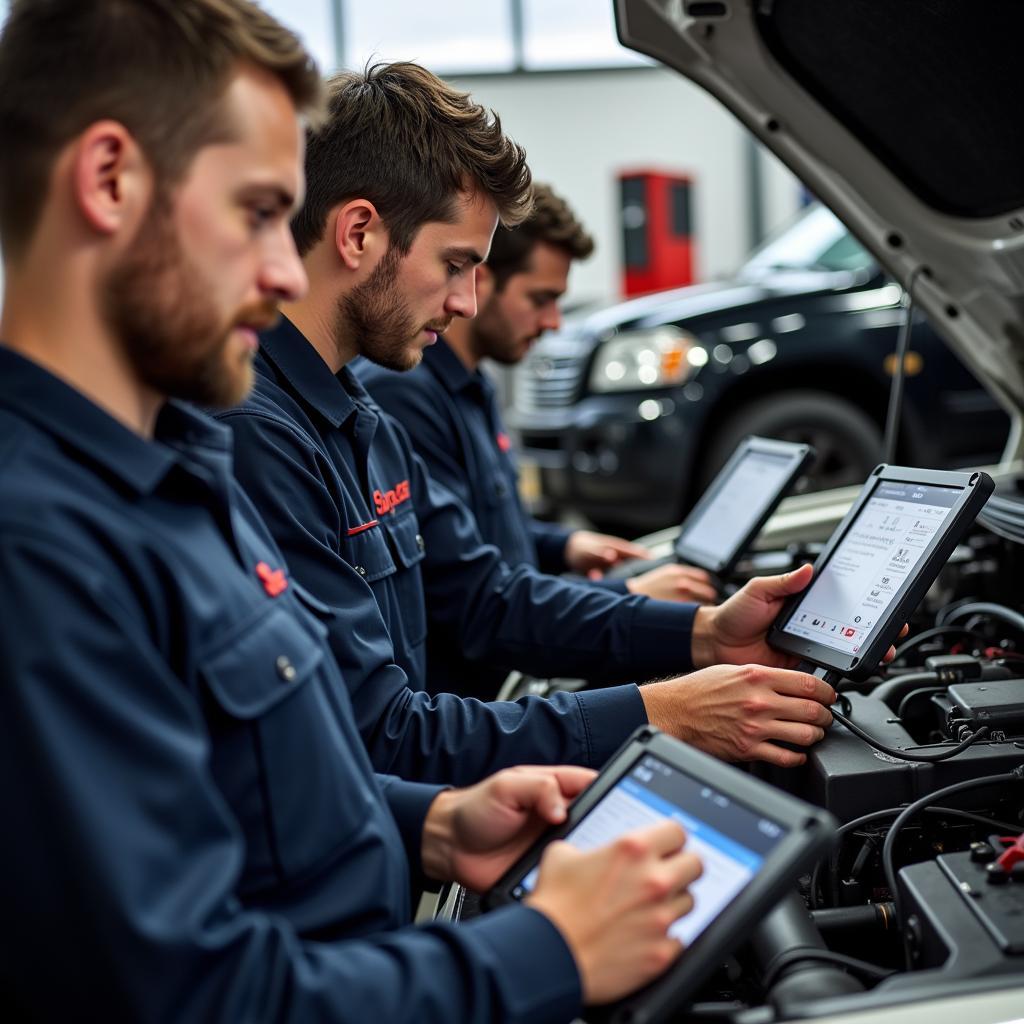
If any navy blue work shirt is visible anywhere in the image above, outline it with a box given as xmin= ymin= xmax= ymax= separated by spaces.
xmin=358 ymin=337 xmax=629 ymax=588
xmin=218 ymin=317 xmax=695 ymax=702
xmin=0 ymin=346 xmax=580 ymax=1024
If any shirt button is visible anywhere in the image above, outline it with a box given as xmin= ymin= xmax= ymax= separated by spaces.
xmin=415 ymin=534 xmax=425 ymax=551
xmin=355 ymin=565 xmax=367 ymax=576
xmin=276 ymin=655 xmax=297 ymax=682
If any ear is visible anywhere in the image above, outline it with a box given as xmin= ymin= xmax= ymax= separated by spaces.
xmin=72 ymin=120 xmax=151 ymax=237
xmin=333 ymin=199 xmax=384 ymax=271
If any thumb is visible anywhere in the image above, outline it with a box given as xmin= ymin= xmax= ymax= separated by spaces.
xmin=748 ymin=563 xmax=813 ymax=601
xmin=504 ymin=771 xmax=568 ymax=825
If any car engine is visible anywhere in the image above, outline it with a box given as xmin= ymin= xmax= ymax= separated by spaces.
xmin=682 ymin=481 xmax=1024 ymax=1022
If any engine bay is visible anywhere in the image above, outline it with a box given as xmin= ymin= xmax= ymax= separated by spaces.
xmin=683 ymin=481 xmax=1024 ymax=1022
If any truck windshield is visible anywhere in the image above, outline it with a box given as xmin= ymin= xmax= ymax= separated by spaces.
xmin=740 ymin=203 xmax=875 ymax=277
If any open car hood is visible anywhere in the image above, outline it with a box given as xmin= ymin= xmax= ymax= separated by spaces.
xmin=615 ymin=0 xmax=1024 ymax=454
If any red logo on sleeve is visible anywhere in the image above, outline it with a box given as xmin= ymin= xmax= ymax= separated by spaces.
xmin=496 ymin=432 xmax=511 ymax=453
xmin=373 ymin=479 xmax=411 ymax=516
xmin=256 ymin=561 xmax=288 ymax=597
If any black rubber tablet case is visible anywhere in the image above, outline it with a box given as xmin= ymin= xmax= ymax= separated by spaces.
xmin=768 ymin=464 xmax=993 ymax=683
xmin=486 ymin=727 xmax=836 ymax=1024
xmin=673 ymin=435 xmax=814 ymax=576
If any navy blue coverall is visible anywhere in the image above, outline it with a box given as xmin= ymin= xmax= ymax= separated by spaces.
xmin=219 ymin=317 xmax=697 ymax=704
xmin=358 ymin=337 xmax=625 ymax=584
xmin=0 ymin=347 xmax=580 ymax=1023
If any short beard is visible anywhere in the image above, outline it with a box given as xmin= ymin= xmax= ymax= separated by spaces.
xmin=103 ymin=194 xmax=264 ymax=408
xmin=335 ymin=244 xmax=422 ymax=373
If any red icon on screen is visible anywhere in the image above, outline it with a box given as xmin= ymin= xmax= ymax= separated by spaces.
xmin=843 ymin=627 xmax=856 ymax=637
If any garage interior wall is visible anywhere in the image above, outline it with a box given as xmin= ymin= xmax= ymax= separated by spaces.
xmin=0 ymin=0 xmax=805 ymax=316
xmin=449 ymin=66 xmax=803 ymax=308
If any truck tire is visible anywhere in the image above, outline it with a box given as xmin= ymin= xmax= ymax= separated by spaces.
xmin=699 ymin=390 xmax=883 ymax=494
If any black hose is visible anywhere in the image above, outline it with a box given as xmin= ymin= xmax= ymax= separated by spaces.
xmin=751 ymin=892 xmax=866 ymax=1011
xmin=896 ymin=686 xmax=946 ymax=721
xmin=938 ymin=602 xmax=1024 ymax=636
xmin=881 ymin=767 xmax=1024 ymax=966
xmin=869 ymin=670 xmax=943 ymax=706
xmin=811 ymin=903 xmax=895 ymax=936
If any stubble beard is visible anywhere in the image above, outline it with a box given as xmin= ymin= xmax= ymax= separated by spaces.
xmin=335 ymin=245 xmax=445 ymax=373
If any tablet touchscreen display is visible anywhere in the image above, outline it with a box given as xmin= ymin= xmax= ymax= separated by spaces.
xmin=513 ymin=754 xmax=788 ymax=947
xmin=675 ymin=448 xmax=799 ymax=566
xmin=780 ymin=480 xmax=960 ymax=656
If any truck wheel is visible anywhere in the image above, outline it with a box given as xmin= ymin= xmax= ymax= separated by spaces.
xmin=699 ymin=391 xmax=883 ymax=493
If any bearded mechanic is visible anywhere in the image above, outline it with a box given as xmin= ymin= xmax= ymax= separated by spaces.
xmin=216 ymin=61 xmax=847 ymax=781
xmin=0 ymin=0 xmax=718 ymax=1019
xmin=358 ymin=182 xmax=718 ymax=614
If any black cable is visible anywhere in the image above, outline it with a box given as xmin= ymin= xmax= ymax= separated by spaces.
xmin=882 ymin=767 xmax=1024 ymax=966
xmin=809 ymin=804 xmax=1024 ymax=909
xmin=892 ymin=626 xmax=983 ymax=663
xmin=896 ymin=686 xmax=946 ymax=721
xmin=882 ymin=269 xmax=922 ymax=465
xmin=831 ymin=707 xmax=989 ymax=763
xmin=761 ymin=946 xmax=896 ymax=991
xmin=938 ymin=601 xmax=1024 ymax=636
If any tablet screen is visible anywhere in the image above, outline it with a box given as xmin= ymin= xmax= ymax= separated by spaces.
xmin=676 ymin=448 xmax=801 ymax=565
xmin=781 ymin=480 xmax=960 ymax=656
xmin=513 ymin=754 xmax=787 ymax=946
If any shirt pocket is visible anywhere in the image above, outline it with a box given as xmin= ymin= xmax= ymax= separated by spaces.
xmin=380 ymin=512 xmax=428 ymax=648
xmin=341 ymin=521 xmax=396 ymax=584
xmin=200 ymin=601 xmax=376 ymax=892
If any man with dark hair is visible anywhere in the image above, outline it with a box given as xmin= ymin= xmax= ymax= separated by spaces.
xmin=218 ymin=62 xmax=840 ymax=782
xmin=360 ymin=183 xmax=717 ymax=606
xmin=0 ymin=3 xmax=703 ymax=1019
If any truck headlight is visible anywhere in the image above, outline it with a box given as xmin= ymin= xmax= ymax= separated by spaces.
xmin=589 ymin=327 xmax=701 ymax=393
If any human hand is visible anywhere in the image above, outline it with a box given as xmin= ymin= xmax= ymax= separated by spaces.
xmin=526 ymin=819 xmax=702 ymax=1005
xmin=565 ymin=529 xmax=650 ymax=576
xmin=690 ymin=564 xmax=904 ymax=669
xmin=626 ymin=563 xmax=717 ymax=604
xmin=690 ymin=564 xmax=814 ymax=669
xmin=640 ymin=664 xmax=836 ymax=768
xmin=421 ymin=765 xmax=596 ymax=892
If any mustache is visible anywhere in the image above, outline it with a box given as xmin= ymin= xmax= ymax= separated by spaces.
xmin=235 ymin=301 xmax=282 ymax=333
xmin=424 ymin=318 xmax=452 ymax=334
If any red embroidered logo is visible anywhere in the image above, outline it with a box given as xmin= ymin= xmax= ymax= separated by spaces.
xmin=496 ymin=432 xmax=511 ymax=453
xmin=373 ymin=479 xmax=411 ymax=516
xmin=256 ymin=561 xmax=288 ymax=597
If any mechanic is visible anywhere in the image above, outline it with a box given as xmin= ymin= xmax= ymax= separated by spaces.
xmin=0 ymin=2 xmax=703 ymax=1020
xmin=217 ymin=61 xmax=840 ymax=772
xmin=359 ymin=183 xmax=716 ymax=607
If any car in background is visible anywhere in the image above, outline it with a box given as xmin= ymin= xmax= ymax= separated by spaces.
xmin=509 ymin=202 xmax=1009 ymax=535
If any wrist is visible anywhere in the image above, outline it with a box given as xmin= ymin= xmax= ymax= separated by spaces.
xmin=690 ymin=606 xmax=718 ymax=668
xmin=421 ymin=788 xmax=458 ymax=881
xmin=639 ymin=679 xmax=698 ymax=747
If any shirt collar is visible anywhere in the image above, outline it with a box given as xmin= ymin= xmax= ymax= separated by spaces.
xmin=423 ymin=335 xmax=493 ymax=401
xmin=257 ymin=316 xmax=358 ymax=428
xmin=0 ymin=345 xmax=231 ymax=496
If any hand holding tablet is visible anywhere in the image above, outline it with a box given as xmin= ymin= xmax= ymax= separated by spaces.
xmin=768 ymin=465 xmax=993 ymax=682
xmin=487 ymin=728 xmax=836 ymax=1024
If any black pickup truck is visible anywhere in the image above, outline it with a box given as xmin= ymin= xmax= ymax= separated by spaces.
xmin=509 ymin=203 xmax=1009 ymax=534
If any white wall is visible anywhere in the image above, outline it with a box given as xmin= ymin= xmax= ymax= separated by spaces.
xmin=450 ymin=66 xmax=803 ymax=308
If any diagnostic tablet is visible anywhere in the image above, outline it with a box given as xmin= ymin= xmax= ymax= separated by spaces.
xmin=674 ymin=436 xmax=814 ymax=576
xmin=486 ymin=727 xmax=836 ymax=1024
xmin=768 ymin=465 xmax=993 ymax=682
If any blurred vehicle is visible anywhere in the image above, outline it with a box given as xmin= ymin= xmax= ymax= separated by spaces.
xmin=510 ymin=203 xmax=1009 ymax=535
